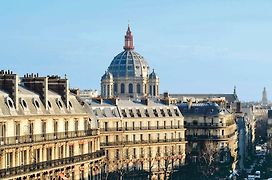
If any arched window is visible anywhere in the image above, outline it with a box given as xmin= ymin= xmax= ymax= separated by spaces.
xmin=137 ymin=84 xmax=141 ymax=94
xmin=149 ymin=85 xmax=152 ymax=95
xmin=114 ymin=83 xmax=118 ymax=95
xmin=129 ymin=83 xmax=133 ymax=94
xmin=107 ymin=85 xmax=110 ymax=96
xmin=153 ymin=85 xmax=156 ymax=96
xmin=121 ymin=83 xmax=125 ymax=94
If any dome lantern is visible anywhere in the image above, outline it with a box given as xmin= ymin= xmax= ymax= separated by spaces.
xmin=123 ymin=24 xmax=134 ymax=50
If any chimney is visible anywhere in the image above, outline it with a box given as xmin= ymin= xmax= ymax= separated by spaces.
xmin=0 ymin=70 xmax=19 ymax=109
xmin=21 ymin=75 xmax=49 ymax=109
xmin=47 ymin=75 xmax=69 ymax=107
xmin=141 ymin=98 xmax=150 ymax=106
xmin=109 ymin=97 xmax=119 ymax=105
xmin=70 ymin=88 xmax=80 ymax=96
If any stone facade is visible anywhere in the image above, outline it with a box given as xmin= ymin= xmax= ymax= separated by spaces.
xmin=86 ymin=98 xmax=186 ymax=179
xmin=0 ymin=71 xmax=105 ymax=180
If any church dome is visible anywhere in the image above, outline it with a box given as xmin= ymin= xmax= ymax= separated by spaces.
xmin=108 ymin=50 xmax=149 ymax=77
xmin=107 ymin=25 xmax=149 ymax=78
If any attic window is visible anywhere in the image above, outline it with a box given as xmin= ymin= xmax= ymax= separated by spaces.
xmin=20 ymin=98 xmax=27 ymax=109
xmin=6 ymin=97 xmax=14 ymax=109
xmin=136 ymin=109 xmax=142 ymax=117
xmin=48 ymin=100 xmax=52 ymax=109
xmin=69 ymin=101 xmax=73 ymax=108
xmin=174 ymin=109 xmax=179 ymax=116
xmin=33 ymin=99 xmax=40 ymax=109
xmin=167 ymin=109 xmax=173 ymax=117
xmin=121 ymin=109 xmax=127 ymax=118
xmin=56 ymin=99 xmax=63 ymax=108
xmin=153 ymin=109 xmax=159 ymax=117
xmin=145 ymin=109 xmax=149 ymax=117
xmin=160 ymin=109 xmax=166 ymax=117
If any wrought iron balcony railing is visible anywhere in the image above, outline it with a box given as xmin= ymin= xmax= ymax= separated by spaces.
xmin=0 ymin=129 xmax=98 ymax=146
xmin=101 ymin=138 xmax=186 ymax=147
xmin=100 ymin=125 xmax=184 ymax=132
xmin=0 ymin=150 xmax=105 ymax=178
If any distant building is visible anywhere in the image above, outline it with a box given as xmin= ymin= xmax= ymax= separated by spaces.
xmin=78 ymin=89 xmax=99 ymax=99
xmin=262 ymin=87 xmax=268 ymax=105
xmin=178 ymin=102 xmax=238 ymax=168
xmin=168 ymin=87 xmax=240 ymax=114
xmin=101 ymin=25 xmax=159 ymax=99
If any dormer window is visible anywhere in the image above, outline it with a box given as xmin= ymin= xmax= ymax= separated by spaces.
xmin=167 ymin=109 xmax=172 ymax=117
xmin=145 ymin=109 xmax=149 ymax=117
xmin=129 ymin=109 xmax=134 ymax=117
xmin=174 ymin=109 xmax=179 ymax=116
xmin=6 ymin=97 xmax=14 ymax=109
xmin=56 ymin=99 xmax=63 ymax=109
xmin=153 ymin=109 xmax=159 ymax=117
xmin=68 ymin=101 xmax=73 ymax=108
xmin=160 ymin=109 xmax=166 ymax=117
xmin=47 ymin=100 xmax=52 ymax=109
xmin=122 ymin=109 xmax=127 ymax=118
xmin=33 ymin=98 xmax=40 ymax=109
xmin=20 ymin=98 xmax=28 ymax=109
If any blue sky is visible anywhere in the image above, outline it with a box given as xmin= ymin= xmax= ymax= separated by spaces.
xmin=0 ymin=0 xmax=272 ymax=101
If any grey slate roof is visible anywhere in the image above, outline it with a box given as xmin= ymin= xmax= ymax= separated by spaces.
xmin=178 ymin=102 xmax=230 ymax=117
xmin=169 ymin=93 xmax=238 ymax=103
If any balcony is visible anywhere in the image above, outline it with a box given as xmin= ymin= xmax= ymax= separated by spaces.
xmin=100 ymin=126 xmax=184 ymax=132
xmin=185 ymin=122 xmax=228 ymax=129
xmin=0 ymin=130 xmax=98 ymax=147
xmin=0 ymin=150 xmax=105 ymax=179
xmin=101 ymin=138 xmax=186 ymax=147
xmin=186 ymin=132 xmax=236 ymax=141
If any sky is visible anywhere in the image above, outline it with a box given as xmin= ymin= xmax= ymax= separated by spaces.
xmin=0 ymin=0 xmax=272 ymax=101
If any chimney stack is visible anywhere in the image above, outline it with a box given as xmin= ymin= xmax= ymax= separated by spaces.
xmin=47 ymin=75 xmax=69 ymax=107
xmin=0 ymin=70 xmax=19 ymax=109
xmin=21 ymin=74 xmax=49 ymax=109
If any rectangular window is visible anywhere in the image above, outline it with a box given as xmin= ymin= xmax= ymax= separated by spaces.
xmin=6 ymin=152 xmax=12 ymax=168
xmin=132 ymin=122 xmax=135 ymax=130
xmin=140 ymin=121 xmax=142 ymax=130
xmin=53 ymin=120 xmax=58 ymax=136
xmin=116 ymin=122 xmax=119 ymax=131
xmin=125 ymin=122 xmax=128 ymax=130
xmin=88 ymin=141 xmax=92 ymax=153
xmin=79 ymin=144 xmax=84 ymax=155
xmin=133 ymin=148 xmax=136 ymax=158
xmin=75 ymin=120 xmax=78 ymax=132
xmin=116 ymin=149 xmax=119 ymax=160
xmin=148 ymin=121 xmax=151 ymax=130
xmin=65 ymin=120 xmax=68 ymax=135
xmin=29 ymin=121 xmax=34 ymax=136
xmin=104 ymin=122 xmax=108 ymax=131
xmin=133 ymin=134 xmax=136 ymax=143
xmin=42 ymin=121 xmax=46 ymax=136
xmin=69 ymin=145 xmax=74 ymax=157
xmin=15 ymin=122 xmax=20 ymax=138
